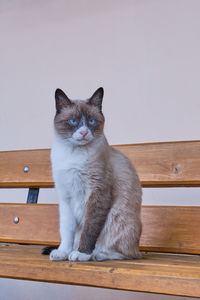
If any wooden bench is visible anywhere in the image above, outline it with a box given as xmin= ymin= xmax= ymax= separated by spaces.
xmin=0 ymin=140 xmax=200 ymax=297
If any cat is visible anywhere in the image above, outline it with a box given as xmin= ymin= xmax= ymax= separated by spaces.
xmin=44 ymin=87 xmax=142 ymax=262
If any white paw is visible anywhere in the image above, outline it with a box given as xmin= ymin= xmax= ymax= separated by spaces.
xmin=68 ymin=250 xmax=92 ymax=261
xmin=50 ymin=249 xmax=69 ymax=261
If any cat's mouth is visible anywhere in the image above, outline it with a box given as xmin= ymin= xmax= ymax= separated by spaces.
xmin=77 ymin=137 xmax=88 ymax=141
xmin=75 ymin=137 xmax=91 ymax=144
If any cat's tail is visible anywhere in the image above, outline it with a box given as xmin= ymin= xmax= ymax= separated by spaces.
xmin=41 ymin=245 xmax=58 ymax=255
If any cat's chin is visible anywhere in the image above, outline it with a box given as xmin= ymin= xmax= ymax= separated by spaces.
xmin=71 ymin=138 xmax=93 ymax=146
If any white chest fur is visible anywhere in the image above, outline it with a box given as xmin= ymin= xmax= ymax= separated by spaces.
xmin=51 ymin=136 xmax=91 ymax=224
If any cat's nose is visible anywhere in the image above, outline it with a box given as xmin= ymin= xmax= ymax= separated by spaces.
xmin=80 ymin=130 xmax=88 ymax=137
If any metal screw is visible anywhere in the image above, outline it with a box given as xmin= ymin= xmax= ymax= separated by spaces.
xmin=24 ymin=166 xmax=29 ymax=173
xmin=14 ymin=216 xmax=19 ymax=224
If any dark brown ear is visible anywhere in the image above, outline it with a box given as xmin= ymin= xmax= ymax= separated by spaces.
xmin=88 ymin=87 xmax=104 ymax=111
xmin=55 ymin=89 xmax=72 ymax=113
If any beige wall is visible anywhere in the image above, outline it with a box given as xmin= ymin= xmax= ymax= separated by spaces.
xmin=0 ymin=0 xmax=199 ymax=299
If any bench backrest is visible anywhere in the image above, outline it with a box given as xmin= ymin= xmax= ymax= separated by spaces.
xmin=0 ymin=141 xmax=200 ymax=254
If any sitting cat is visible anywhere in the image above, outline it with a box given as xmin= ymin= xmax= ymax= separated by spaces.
xmin=47 ymin=87 xmax=142 ymax=261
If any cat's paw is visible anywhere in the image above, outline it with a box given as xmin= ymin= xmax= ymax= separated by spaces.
xmin=68 ymin=250 xmax=92 ymax=261
xmin=50 ymin=249 xmax=69 ymax=261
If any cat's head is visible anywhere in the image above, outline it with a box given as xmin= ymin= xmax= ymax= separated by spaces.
xmin=54 ymin=87 xmax=105 ymax=146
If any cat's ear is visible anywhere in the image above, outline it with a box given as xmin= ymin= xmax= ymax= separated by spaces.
xmin=88 ymin=87 xmax=104 ymax=111
xmin=55 ymin=89 xmax=72 ymax=113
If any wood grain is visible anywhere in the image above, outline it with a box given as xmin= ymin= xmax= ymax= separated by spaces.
xmin=0 ymin=244 xmax=199 ymax=297
xmin=0 ymin=140 xmax=200 ymax=188
xmin=0 ymin=149 xmax=52 ymax=188
xmin=1 ymin=204 xmax=200 ymax=255
xmin=115 ymin=140 xmax=200 ymax=187
xmin=0 ymin=204 xmax=59 ymax=245
xmin=140 ymin=206 xmax=200 ymax=254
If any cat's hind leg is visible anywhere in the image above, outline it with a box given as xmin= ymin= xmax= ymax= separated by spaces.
xmin=92 ymin=249 xmax=128 ymax=261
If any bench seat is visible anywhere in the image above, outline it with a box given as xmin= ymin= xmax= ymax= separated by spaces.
xmin=0 ymin=243 xmax=200 ymax=298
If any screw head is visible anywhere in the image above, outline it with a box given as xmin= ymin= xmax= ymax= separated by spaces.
xmin=24 ymin=166 xmax=29 ymax=173
xmin=14 ymin=216 xmax=19 ymax=224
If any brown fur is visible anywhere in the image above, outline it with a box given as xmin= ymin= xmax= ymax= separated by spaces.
xmin=52 ymin=88 xmax=142 ymax=260
xmin=54 ymin=102 xmax=104 ymax=139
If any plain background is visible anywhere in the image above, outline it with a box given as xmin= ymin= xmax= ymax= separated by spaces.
xmin=0 ymin=0 xmax=199 ymax=299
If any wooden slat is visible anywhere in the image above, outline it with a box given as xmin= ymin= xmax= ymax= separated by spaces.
xmin=0 ymin=204 xmax=59 ymax=245
xmin=0 ymin=244 xmax=200 ymax=297
xmin=0 ymin=149 xmax=52 ymax=188
xmin=140 ymin=206 xmax=200 ymax=254
xmin=1 ymin=204 xmax=200 ymax=255
xmin=115 ymin=140 xmax=200 ymax=187
xmin=0 ymin=141 xmax=200 ymax=188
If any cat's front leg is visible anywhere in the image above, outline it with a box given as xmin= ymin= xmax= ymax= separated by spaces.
xmin=50 ymin=200 xmax=76 ymax=261
xmin=69 ymin=189 xmax=111 ymax=261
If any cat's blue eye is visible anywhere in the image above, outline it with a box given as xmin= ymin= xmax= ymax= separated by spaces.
xmin=68 ymin=119 xmax=77 ymax=126
xmin=89 ymin=119 xmax=96 ymax=125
